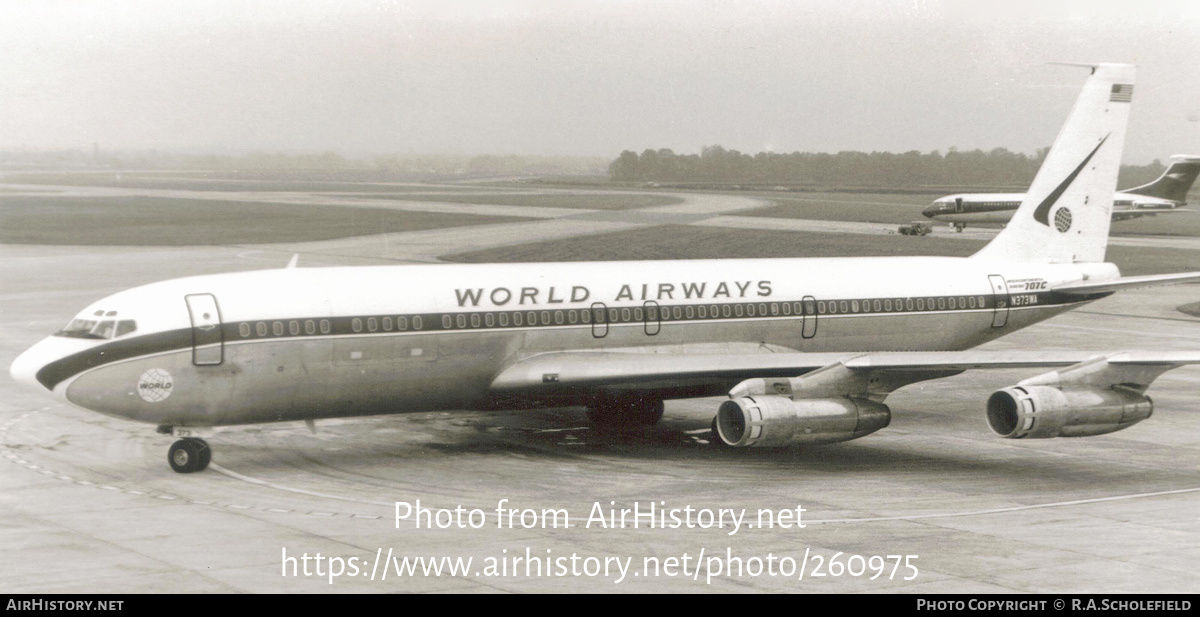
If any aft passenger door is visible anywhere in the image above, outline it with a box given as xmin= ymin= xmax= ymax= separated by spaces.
xmin=988 ymin=275 xmax=1010 ymax=328
xmin=185 ymin=294 xmax=224 ymax=365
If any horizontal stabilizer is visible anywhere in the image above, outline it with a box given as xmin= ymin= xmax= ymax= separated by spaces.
xmin=1053 ymin=272 xmax=1200 ymax=296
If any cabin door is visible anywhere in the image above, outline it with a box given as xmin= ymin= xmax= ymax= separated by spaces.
xmin=988 ymin=275 xmax=1010 ymax=328
xmin=185 ymin=293 xmax=224 ymax=365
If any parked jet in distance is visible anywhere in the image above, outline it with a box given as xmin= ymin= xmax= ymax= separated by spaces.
xmin=12 ymin=63 xmax=1200 ymax=473
xmin=924 ymin=154 xmax=1200 ymax=230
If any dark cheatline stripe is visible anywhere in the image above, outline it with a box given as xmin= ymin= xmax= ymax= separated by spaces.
xmin=33 ymin=291 xmax=1093 ymax=391
xmin=1032 ymin=134 xmax=1110 ymax=226
xmin=36 ymin=329 xmax=193 ymax=390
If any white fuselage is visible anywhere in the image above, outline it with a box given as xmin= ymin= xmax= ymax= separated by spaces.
xmin=11 ymin=256 xmax=1118 ymax=427
xmin=924 ymin=191 xmax=1182 ymax=225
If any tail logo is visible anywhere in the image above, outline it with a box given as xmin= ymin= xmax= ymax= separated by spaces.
xmin=1033 ymin=133 xmax=1110 ymax=226
xmin=1054 ymin=207 xmax=1073 ymax=232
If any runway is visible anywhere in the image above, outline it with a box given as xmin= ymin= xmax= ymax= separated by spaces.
xmin=2 ymin=181 xmax=1199 ymax=592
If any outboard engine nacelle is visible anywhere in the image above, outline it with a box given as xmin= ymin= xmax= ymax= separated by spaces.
xmin=986 ymin=385 xmax=1152 ymax=439
xmin=716 ymin=395 xmax=890 ymax=448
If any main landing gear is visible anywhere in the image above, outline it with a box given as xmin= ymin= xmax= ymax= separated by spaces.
xmin=953 ymin=223 xmax=966 ymax=232
xmin=586 ymin=395 xmax=664 ymax=429
xmin=167 ymin=437 xmax=211 ymax=473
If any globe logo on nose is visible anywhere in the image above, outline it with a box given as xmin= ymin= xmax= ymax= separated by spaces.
xmin=137 ymin=368 xmax=174 ymax=403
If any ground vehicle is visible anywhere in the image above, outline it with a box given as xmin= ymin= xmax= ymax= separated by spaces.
xmin=898 ymin=221 xmax=932 ymax=235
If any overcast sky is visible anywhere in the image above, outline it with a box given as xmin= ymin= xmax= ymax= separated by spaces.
xmin=1 ymin=0 xmax=1197 ymax=163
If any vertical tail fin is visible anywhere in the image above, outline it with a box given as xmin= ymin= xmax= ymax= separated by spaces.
xmin=973 ymin=63 xmax=1135 ymax=263
xmin=1121 ymin=155 xmax=1200 ymax=203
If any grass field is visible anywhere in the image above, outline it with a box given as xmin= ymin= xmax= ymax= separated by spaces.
xmin=0 ymin=172 xmax=493 ymax=194
xmin=334 ymin=192 xmax=685 ymax=210
xmin=0 ymin=196 xmax=531 ymax=245
xmin=446 ymin=224 xmax=1200 ymax=276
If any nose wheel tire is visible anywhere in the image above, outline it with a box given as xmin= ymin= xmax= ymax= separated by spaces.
xmin=168 ymin=438 xmax=211 ymax=473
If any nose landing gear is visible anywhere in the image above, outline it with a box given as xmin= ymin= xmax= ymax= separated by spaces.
xmin=167 ymin=438 xmax=211 ymax=473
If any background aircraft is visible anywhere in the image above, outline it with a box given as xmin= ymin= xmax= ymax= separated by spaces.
xmin=924 ymin=154 xmax=1200 ymax=230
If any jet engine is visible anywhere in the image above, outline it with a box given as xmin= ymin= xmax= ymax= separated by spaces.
xmin=716 ymin=396 xmax=890 ymax=448
xmin=985 ymin=385 xmax=1152 ymax=439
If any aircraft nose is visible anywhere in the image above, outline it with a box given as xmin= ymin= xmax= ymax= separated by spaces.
xmin=10 ymin=338 xmax=68 ymax=391
xmin=921 ymin=204 xmax=939 ymax=219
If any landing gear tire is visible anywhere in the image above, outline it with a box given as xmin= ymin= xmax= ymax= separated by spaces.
xmin=954 ymin=223 xmax=965 ymax=232
xmin=168 ymin=438 xmax=211 ymax=473
xmin=587 ymin=396 xmax=664 ymax=429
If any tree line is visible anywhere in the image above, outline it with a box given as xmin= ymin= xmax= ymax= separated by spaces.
xmin=608 ymin=145 xmax=1170 ymax=190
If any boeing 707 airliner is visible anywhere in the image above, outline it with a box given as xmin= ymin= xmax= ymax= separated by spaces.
xmin=12 ymin=63 xmax=1200 ymax=473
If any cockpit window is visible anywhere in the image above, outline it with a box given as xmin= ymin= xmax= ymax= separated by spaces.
xmin=55 ymin=318 xmax=137 ymax=340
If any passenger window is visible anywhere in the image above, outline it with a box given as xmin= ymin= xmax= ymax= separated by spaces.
xmin=568 ymin=310 xmax=578 ymax=324
xmin=581 ymin=309 xmax=591 ymax=323
xmin=398 ymin=316 xmax=408 ymax=330
xmin=305 ymin=320 xmax=316 ymax=335
xmin=734 ymin=304 xmax=744 ymax=317
xmin=685 ymin=306 xmax=694 ymax=319
xmin=633 ymin=308 xmax=643 ymax=321
xmin=485 ymin=313 xmax=495 ymax=327
xmin=257 ymin=322 xmax=268 ymax=336
xmin=456 ymin=315 xmax=466 ymax=328
xmin=352 ymin=318 xmax=362 ymax=333
xmin=442 ymin=315 xmax=452 ymax=329
xmin=383 ymin=317 xmax=393 ymax=331
xmin=873 ymin=300 xmax=882 ymax=312
xmin=471 ymin=314 xmax=481 ymax=328
xmin=513 ymin=312 xmax=523 ymax=326
xmin=906 ymin=299 xmax=914 ymax=311
xmin=697 ymin=306 xmax=707 ymax=318
xmin=368 ymin=317 xmax=379 ymax=332
xmin=238 ymin=323 xmax=251 ymax=338
xmin=851 ymin=301 xmax=859 ymax=313
xmin=937 ymin=298 xmax=946 ymax=310
xmin=948 ymin=297 xmax=956 ymax=309
xmin=528 ymin=311 xmax=538 ymax=326
xmin=884 ymin=299 xmax=892 ymax=311
xmin=759 ymin=303 xmax=768 ymax=315
xmin=978 ymin=296 xmax=986 ymax=308
xmin=554 ymin=311 xmax=564 ymax=325
xmin=746 ymin=304 xmax=755 ymax=317
xmin=499 ymin=313 xmax=510 ymax=326
xmin=289 ymin=321 xmax=300 ymax=335
xmin=621 ymin=308 xmax=631 ymax=322
xmin=673 ymin=306 xmax=682 ymax=319
xmin=969 ymin=297 xmax=977 ymax=309
xmin=723 ymin=305 xmax=733 ymax=317
xmin=320 ymin=320 xmax=330 ymax=334
xmin=771 ymin=303 xmax=780 ymax=316
xmin=541 ymin=311 xmax=551 ymax=325
xmin=273 ymin=322 xmax=284 ymax=336
xmin=839 ymin=301 xmax=848 ymax=313
xmin=827 ymin=302 xmax=837 ymax=314
xmin=917 ymin=299 xmax=925 ymax=311
xmin=412 ymin=316 xmax=423 ymax=330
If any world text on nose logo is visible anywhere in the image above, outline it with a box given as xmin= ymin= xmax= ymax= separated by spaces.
xmin=137 ymin=368 xmax=174 ymax=403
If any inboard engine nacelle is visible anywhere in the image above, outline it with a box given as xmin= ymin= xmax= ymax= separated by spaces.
xmin=985 ymin=385 xmax=1152 ymax=439
xmin=716 ymin=395 xmax=890 ymax=448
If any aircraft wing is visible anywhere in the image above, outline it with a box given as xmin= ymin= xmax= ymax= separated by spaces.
xmin=489 ymin=348 xmax=1200 ymax=396
xmin=1053 ymin=271 xmax=1200 ymax=296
